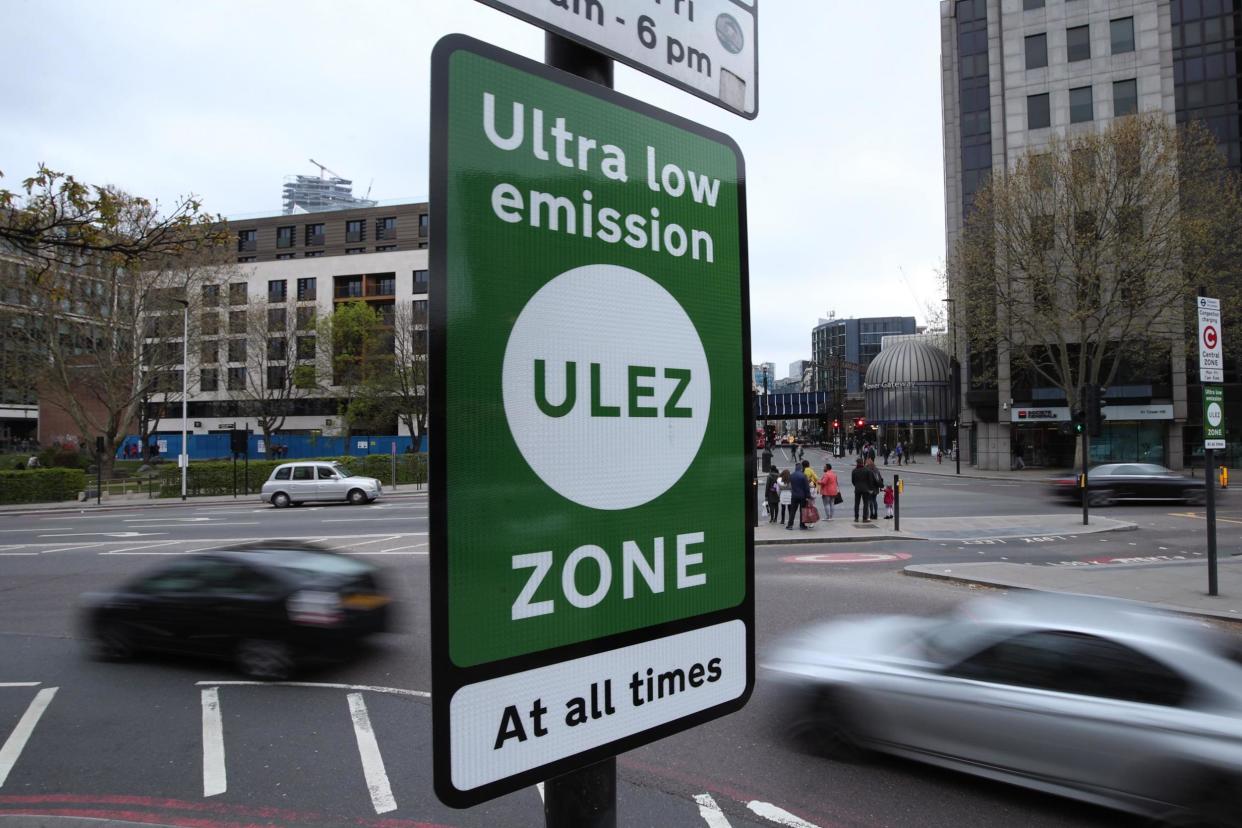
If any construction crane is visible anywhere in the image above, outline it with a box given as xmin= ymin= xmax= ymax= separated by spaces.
xmin=308 ymin=158 xmax=347 ymax=181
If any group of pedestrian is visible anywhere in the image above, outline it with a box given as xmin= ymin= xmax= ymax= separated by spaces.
xmin=764 ymin=460 xmax=843 ymax=530
xmin=849 ymin=457 xmax=895 ymax=522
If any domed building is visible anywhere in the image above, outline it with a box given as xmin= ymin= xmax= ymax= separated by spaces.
xmin=863 ymin=338 xmax=955 ymax=455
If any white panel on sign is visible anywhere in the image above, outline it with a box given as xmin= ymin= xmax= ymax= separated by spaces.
xmin=1206 ymin=439 xmax=1226 ymax=449
xmin=449 ymin=620 xmax=747 ymax=791
xmin=476 ymin=0 xmax=758 ymax=118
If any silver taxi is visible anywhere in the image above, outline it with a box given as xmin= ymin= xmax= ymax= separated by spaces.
xmin=260 ymin=461 xmax=382 ymax=507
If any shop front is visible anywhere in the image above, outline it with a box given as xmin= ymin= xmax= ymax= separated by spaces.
xmin=1009 ymin=403 xmax=1174 ymax=467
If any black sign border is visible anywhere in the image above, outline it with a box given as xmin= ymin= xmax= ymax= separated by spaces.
xmin=474 ymin=0 xmax=759 ymax=120
xmin=430 ymin=34 xmax=754 ymax=808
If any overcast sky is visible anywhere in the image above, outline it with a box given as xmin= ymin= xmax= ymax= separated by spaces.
xmin=0 ymin=0 xmax=946 ymax=377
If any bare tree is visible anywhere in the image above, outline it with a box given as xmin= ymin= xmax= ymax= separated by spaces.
xmin=229 ymin=303 xmax=317 ymax=453
xmin=950 ymin=114 xmax=1242 ymax=428
xmin=382 ymin=300 xmax=428 ymax=446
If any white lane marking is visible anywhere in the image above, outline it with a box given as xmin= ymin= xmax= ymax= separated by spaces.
xmin=536 ymin=782 xmax=545 ymax=803
xmin=124 ymin=517 xmax=214 ymax=523
xmin=0 ymin=687 xmax=58 ymax=789
xmin=41 ymin=514 xmax=144 ymax=520
xmin=196 ymin=680 xmax=430 ymax=698
xmin=101 ymin=551 xmax=198 ymax=556
xmin=327 ymin=536 xmax=401 ymax=550
xmin=695 ymin=793 xmax=732 ymax=827
xmin=114 ymin=523 xmax=260 ymax=529
xmin=379 ymin=544 xmax=427 ymax=553
xmin=347 ymin=693 xmax=397 ymax=814
xmin=746 ymin=801 xmax=821 ymax=828
xmin=344 ymin=551 xmax=426 ymax=556
xmin=0 ymin=553 xmax=39 ymax=557
xmin=39 ymin=531 xmax=166 ymax=538
xmin=99 ymin=542 xmax=176 ymax=554
xmin=0 ymin=683 xmax=40 ymax=688
xmin=201 ymin=686 xmax=227 ymax=797
xmin=322 ymin=519 xmax=426 ymax=524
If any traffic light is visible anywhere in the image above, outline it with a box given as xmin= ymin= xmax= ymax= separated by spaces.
xmin=1071 ymin=403 xmax=1085 ymax=435
xmin=1086 ymin=384 xmax=1106 ymax=437
xmin=854 ymin=417 xmax=866 ymax=432
xmin=832 ymin=420 xmax=840 ymax=429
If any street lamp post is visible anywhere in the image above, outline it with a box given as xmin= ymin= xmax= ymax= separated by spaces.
xmin=944 ymin=298 xmax=961 ymax=475
xmin=175 ymin=299 xmax=189 ymax=501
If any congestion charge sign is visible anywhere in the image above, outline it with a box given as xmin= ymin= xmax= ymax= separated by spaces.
xmin=428 ymin=36 xmax=753 ymax=807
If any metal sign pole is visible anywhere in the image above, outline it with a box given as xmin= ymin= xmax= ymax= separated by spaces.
xmin=1081 ymin=430 xmax=1089 ymax=526
xmin=541 ymin=31 xmax=617 ymax=828
xmin=1207 ymin=445 xmax=1218 ymax=596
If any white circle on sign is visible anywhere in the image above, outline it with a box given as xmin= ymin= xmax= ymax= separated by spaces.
xmin=501 ymin=264 xmax=711 ymax=510
xmin=1207 ymin=401 xmax=1223 ymax=427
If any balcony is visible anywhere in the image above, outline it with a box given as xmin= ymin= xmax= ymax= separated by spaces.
xmin=306 ymin=233 xmax=325 ymax=247
xmin=335 ymin=281 xmax=364 ymax=299
xmin=367 ymin=275 xmax=396 ymax=297
xmin=346 ymin=229 xmax=364 ymax=243
xmin=237 ymin=238 xmax=257 ymax=252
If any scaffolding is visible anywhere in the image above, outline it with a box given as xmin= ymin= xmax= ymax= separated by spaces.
xmin=282 ymin=160 xmax=377 ymax=214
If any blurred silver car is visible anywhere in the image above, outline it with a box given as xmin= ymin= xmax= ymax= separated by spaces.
xmin=260 ymin=461 xmax=382 ymax=507
xmin=766 ymin=593 xmax=1242 ymax=825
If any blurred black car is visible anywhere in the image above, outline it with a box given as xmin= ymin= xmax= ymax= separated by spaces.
xmin=80 ymin=543 xmax=391 ymax=679
xmin=1049 ymin=463 xmax=1207 ymax=507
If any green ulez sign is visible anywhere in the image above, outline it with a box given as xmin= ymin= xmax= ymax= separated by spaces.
xmin=429 ymin=36 xmax=752 ymax=806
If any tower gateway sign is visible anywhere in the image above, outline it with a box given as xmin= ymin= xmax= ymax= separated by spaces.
xmin=429 ymin=36 xmax=753 ymax=807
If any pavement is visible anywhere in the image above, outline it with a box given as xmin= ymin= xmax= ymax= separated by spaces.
xmin=907 ymin=554 xmax=1242 ymax=622
xmin=753 ymin=512 xmax=1136 ymax=544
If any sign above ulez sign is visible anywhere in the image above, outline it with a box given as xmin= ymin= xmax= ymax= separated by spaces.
xmin=1198 ymin=295 xmax=1223 ymax=384
xmin=429 ymin=35 xmax=752 ymax=807
xmin=475 ymin=0 xmax=758 ymax=118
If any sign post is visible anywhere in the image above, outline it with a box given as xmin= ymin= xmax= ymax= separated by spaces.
xmin=1199 ymin=292 xmax=1225 ymax=596
xmin=430 ymin=35 xmax=752 ymax=809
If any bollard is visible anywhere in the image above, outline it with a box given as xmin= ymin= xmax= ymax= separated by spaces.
xmin=893 ymin=474 xmax=900 ymax=532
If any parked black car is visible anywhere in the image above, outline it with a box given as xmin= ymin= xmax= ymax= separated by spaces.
xmin=1049 ymin=463 xmax=1208 ymax=507
xmin=80 ymin=543 xmax=391 ymax=679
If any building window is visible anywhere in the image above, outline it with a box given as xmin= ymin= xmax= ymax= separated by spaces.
xmin=1113 ymin=78 xmax=1138 ymax=116
xmin=296 ymin=335 xmax=316 ymax=361
xmin=200 ymin=368 xmax=218 ymax=392
xmin=304 ymin=250 xmax=324 ymax=258
xmin=1067 ymin=25 xmax=1090 ymax=62
xmin=346 ymin=247 xmax=365 ymax=255
xmin=237 ymin=229 xmax=256 ymax=252
xmin=413 ymin=269 xmax=429 ymax=294
xmin=276 ymin=226 xmax=295 ymax=249
xmin=335 ymin=277 xmax=363 ymax=299
xmin=1027 ymin=93 xmax=1051 ymax=129
xmin=373 ymin=274 xmax=396 ymax=296
xmin=201 ymin=313 xmax=220 ymax=336
xmin=376 ymin=216 xmax=397 ymax=240
xmin=268 ymin=279 xmax=287 ymax=302
xmin=376 ymin=244 xmax=396 ymax=252
xmin=266 ymin=365 xmax=286 ymax=390
xmin=346 ymin=219 xmax=365 ymax=243
xmin=1070 ymin=85 xmax=1094 ymax=123
xmin=200 ymin=340 xmax=218 ymax=364
xmin=237 ymin=256 xmax=256 ymax=263
xmin=296 ymin=306 xmax=317 ymax=329
xmin=418 ymin=213 xmax=428 ymax=237
xmin=305 ymin=223 xmax=324 ymax=246
xmin=276 ymin=253 xmax=295 ymax=260
xmin=1022 ymin=0 xmax=1043 ymax=9
xmin=228 ymin=339 xmax=247 ymax=364
xmin=267 ymin=337 xmax=287 ymax=361
xmin=229 ymin=310 xmax=246 ymax=335
xmin=202 ymin=284 xmax=221 ymax=307
xmin=1025 ymin=33 xmax=1047 ymax=70
xmin=296 ymin=277 xmax=317 ymax=301
xmin=267 ymin=307 xmax=287 ymax=330
xmin=229 ymin=282 xmax=248 ymax=305
xmin=1110 ymin=17 xmax=1134 ymax=54
xmin=227 ymin=367 xmax=246 ymax=391
xmin=413 ymin=299 xmax=428 ymax=326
